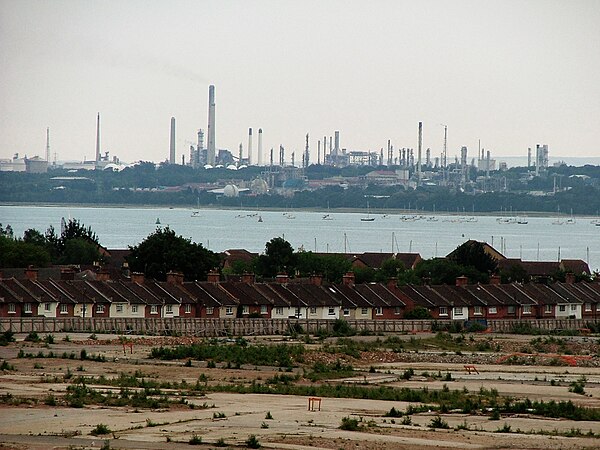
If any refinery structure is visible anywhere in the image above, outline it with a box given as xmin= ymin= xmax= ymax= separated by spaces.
xmin=1 ymin=83 xmax=555 ymax=195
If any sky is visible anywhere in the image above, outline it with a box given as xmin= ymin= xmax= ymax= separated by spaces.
xmin=1 ymin=0 xmax=599 ymax=164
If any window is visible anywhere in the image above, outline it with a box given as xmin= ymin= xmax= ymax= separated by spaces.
xmin=260 ymin=305 xmax=267 ymax=314
xmin=96 ymin=304 xmax=105 ymax=314
xmin=150 ymin=305 xmax=158 ymax=314
xmin=275 ymin=307 xmax=283 ymax=315
xmin=44 ymin=302 xmax=51 ymax=311
xmin=165 ymin=305 xmax=173 ymax=314
xmin=375 ymin=307 xmax=383 ymax=316
xmin=225 ymin=306 xmax=233 ymax=316
xmin=597 ymin=304 xmax=600 ymax=312
xmin=131 ymin=305 xmax=138 ymax=313
xmin=242 ymin=305 xmax=249 ymax=315
xmin=508 ymin=306 xmax=516 ymax=314
xmin=184 ymin=304 xmax=192 ymax=314
xmin=439 ymin=306 xmax=448 ymax=316
xmin=206 ymin=306 xmax=214 ymax=315
xmin=584 ymin=303 xmax=591 ymax=312
xmin=8 ymin=303 xmax=16 ymax=314
xmin=488 ymin=306 xmax=497 ymax=314
xmin=523 ymin=305 xmax=532 ymax=314
xmin=343 ymin=308 xmax=350 ymax=316
xmin=310 ymin=307 xmax=317 ymax=314
xmin=474 ymin=306 xmax=482 ymax=315
xmin=454 ymin=307 xmax=464 ymax=316
xmin=544 ymin=304 xmax=552 ymax=314
xmin=559 ymin=305 xmax=566 ymax=312
xmin=570 ymin=304 xmax=577 ymax=311
xmin=60 ymin=304 xmax=68 ymax=314
xmin=116 ymin=304 xmax=123 ymax=313
xmin=328 ymin=307 xmax=335 ymax=316
xmin=24 ymin=303 xmax=32 ymax=313
xmin=394 ymin=307 xmax=401 ymax=315
xmin=361 ymin=308 xmax=368 ymax=315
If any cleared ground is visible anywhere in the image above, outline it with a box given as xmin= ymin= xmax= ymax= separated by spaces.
xmin=1 ymin=332 xmax=600 ymax=449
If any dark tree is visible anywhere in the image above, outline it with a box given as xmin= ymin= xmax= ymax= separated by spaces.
xmin=375 ymin=258 xmax=407 ymax=282
xmin=414 ymin=258 xmax=488 ymax=285
xmin=58 ymin=238 xmax=101 ymax=265
xmin=447 ymin=241 xmax=498 ymax=274
xmin=128 ymin=226 xmax=220 ymax=281
xmin=295 ymin=252 xmax=352 ymax=283
xmin=255 ymin=237 xmax=296 ymax=278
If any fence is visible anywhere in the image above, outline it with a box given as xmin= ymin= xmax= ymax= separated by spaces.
xmin=0 ymin=317 xmax=597 ymax=337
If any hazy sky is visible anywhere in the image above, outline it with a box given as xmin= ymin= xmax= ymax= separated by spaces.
xmin=1 ymin=0 xmax=599 ymax=164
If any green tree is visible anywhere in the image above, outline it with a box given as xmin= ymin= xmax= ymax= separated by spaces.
xmin=414 ymin=258 xmax=488 ymax=285
xmin=0 ymin=235 xmax=51 ymax=268
xmin=58 ymin=238 xmax=101 ymax=265
xmin=447 ymin=241 xmax=498 ymax=275
xmin=375 ymin=258 xmax=406 ymax=282
xmin=295 ymin=252 xmax=352 ymax=283
xmin=255 ymin=237 xmax=296 ymax=278
xmin=128 ymin=226 xmax=220 ymax=281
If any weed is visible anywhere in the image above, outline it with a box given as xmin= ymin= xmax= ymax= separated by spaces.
xmin=245 ymin=434 xmax=261 ymax=448
xmin=25 ymin=331 xmax=40 ymax=343
xmin=428 ymin=416 xmax=449 ymax=429
xmin=340 ymin=416 xmax=360 ymax=431
xmin=0 ymin=330 xmax=15 ymax=346
xmin=214 ymin=437 xmax=227 ymax=447
xmin=1 ymin=360 xmax=15 ymax=371
xmin=265 ymin=411 xmax=273 ymax=420
xmin=260 ymin=421 xmax=269 ymax=429
xmin=44 ymin=334 xmax=55 ymax=344
xmin=90 ymin=423 xmax=111 ymax=436
xmin=188 ymin=434 xmax=202 ymax=445
xmin=401 ymin=415 xmax=412 ymax=425
xmin=496 ymin=423 xmax=512 ymax=433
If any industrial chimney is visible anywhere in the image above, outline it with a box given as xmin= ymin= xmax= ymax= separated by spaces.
xmin=417 ymin=122 xmax=423 ymax=184
xmin=169 ymin=117 xmax=176 ymax=164
xmin=257 ymin=128 xmax=263 ymax=166
xmin=247 ymin=128 xmax=253 ymax=165
xmin=207 ymin=85 xmax=216 ymax=165
xmin=95 ymin=113 xmax=101 ymax=163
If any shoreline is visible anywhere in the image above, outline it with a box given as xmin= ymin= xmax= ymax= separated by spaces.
xmin=0 ymin=202 xmax=596 ymax=219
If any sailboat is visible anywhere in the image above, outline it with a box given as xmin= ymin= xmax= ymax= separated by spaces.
xmin=361 ymin=202 xmax=375 ymax=222
xmin=191 ymin=197 xmax=200 ymax=217
xmin=322 ymin=202 xmax=333 ymax=220
xmin=566 ymin=209 xmax=576 ymax=225
xmin=552 ymin=206 xmax=564 ymax=225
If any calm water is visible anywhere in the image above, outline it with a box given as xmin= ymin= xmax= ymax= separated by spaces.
xmin=1 ymin=205 xmax=599 ymax=271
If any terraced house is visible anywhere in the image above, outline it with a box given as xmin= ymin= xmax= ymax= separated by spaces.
xmin=1 ymin=269 xmax=599 ymax=322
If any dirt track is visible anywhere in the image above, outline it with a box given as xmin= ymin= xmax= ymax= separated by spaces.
xmin=1 ymin=333 xmax=600 ymax=449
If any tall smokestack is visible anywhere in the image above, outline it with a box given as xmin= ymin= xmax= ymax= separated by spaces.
xmin=207 ymin=85 xmax=216 ymax=165
xmin=46 ymin=127 xmax=50 ymax=162
xmin=527 ymin=147 xmax=531 ymax=168
xmin=257 ymin=128 xmax=263 ymax=166
xmin=95 ymin=113 xmax=100 ymax=163
xmin=334 ymin=131 xmax=340 ymax=156
xmin=247 ymin=128 xmax=253 ymax=165
xmin=169 ymin=117 xmax=176 ymax=164
xmin=417 ymin=122 xmax=422 ymax=184
xmin=317 ymin=140 xmax=321 ymax=164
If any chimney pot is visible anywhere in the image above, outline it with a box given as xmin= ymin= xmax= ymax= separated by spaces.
xmin=207 ymin=270 xmax=220 ymax=283
xmin=275 ymin=272 xmax=289 ymax=284
xmin=310 ymin=273 xmax=324 ymax=286
xmin=455 ymin=275 xmax=468 ymax=287
xmin=342 ymin=272 xmax=355 ymax=286
xmin=241 ymin=272 xmax=255 ymax=284
xmin=131 ymin=272 xmax=145 ymax=284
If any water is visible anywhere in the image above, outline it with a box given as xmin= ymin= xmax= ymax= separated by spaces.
xmin=1 ymin=205 xmax=599 ymax=271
